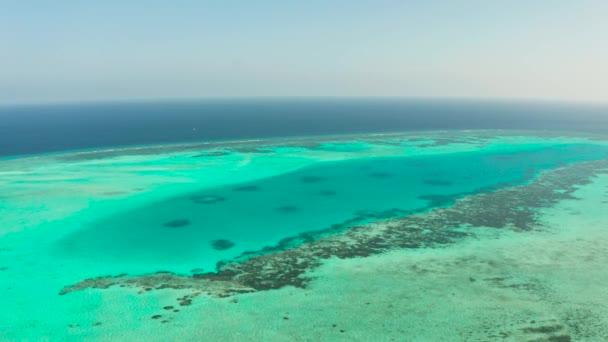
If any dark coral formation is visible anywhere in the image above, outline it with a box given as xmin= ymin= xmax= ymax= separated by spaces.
xmin=318 ymin=190 xmax=337 ymax=196
xmin=210 ymin=239 xmax=235 ymax=251
xmin=301 ymin=176 xmax=324 ymax=183
xmin=353 ymin=209 xmax=405 ymax=220
xmin=522 ymin=325 xmax=564 ymax=334
xmin=516 ymin=322 xmax=571 ymax=342
xmin=192 ymin=151 xmax=230 ymax=158
xmin=190 ymin=195 xmax=225 ymax=204
xmin=276 ymin=206 xmax=299 ymax=213
xmin=418 ymin=194 xmax=455 ymax=207
xmin=369 ymin=172 xmax=392 ymax=179
xmin=60 ymin=160 xmax=608 ymax=303
xmin=163 ymin=219 xmax=191 ymax=228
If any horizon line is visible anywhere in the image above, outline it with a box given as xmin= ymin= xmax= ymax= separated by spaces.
xmin=1 ymin=95 xmax=607 ymax=108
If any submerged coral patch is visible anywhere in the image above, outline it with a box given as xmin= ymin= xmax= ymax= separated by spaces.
xmin=418 ymin=195 xmax=456 ymax=207
xmin=192 ymin=151 xmax=230 ymax=157
xmin=190 ymin=195 xmax=226 ymax=204
xmin=369 ymin=172 xmax=392 ymax=178
xmin=210 ymin=239 xmax=236 ymax=251
xmin=301 ymin=176 xmax=324 ymax=183
xmin=353 ymin=209 xmax=403 ymax=219
xmin=318 ymin=190 xmax=337 ymax=196
xmin=163 ymin=219 xmax=191 ymax=228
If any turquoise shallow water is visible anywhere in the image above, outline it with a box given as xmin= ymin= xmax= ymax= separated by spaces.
xmin=53 ymin=142 xmax=608 ymax=273
xmin=2 ymin=131 xmax=608 ymax=341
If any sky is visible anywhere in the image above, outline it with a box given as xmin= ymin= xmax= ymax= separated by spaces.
xmin=1 ymin=1 xmax=607 ymax=104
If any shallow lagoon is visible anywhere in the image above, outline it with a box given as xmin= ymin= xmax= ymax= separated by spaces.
xmin=54 ymin=143 xmax=608 ymax=272
xmin=2 ymin=130 xmax=608 ymax=341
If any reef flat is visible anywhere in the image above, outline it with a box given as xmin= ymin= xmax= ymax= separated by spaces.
xmin=1 ymin=130 xmax=608 ymax=341
xmin=59 ymin=159 xmax=608 ymax=297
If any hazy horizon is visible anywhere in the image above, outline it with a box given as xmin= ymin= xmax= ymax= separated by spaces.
xmin=2 ymin=1 xmax=607 ymax=104
xmin=2 ymin=96 xmax=608 ymax=108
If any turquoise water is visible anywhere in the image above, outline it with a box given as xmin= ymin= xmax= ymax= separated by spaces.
xmin=3 ymin=131 xmax=608 ymax=341
xmin=53 ymin=143 xmax=608 ymax=273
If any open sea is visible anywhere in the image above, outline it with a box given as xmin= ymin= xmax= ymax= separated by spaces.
xmin=1 ymin=99 xmax=608 ymax=341
xmin=2 ymin=98 xmax=608 ymax=157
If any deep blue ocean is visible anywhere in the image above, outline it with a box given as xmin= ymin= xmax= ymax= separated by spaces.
xmin=1 ymin=98 xmax=607 ymax=157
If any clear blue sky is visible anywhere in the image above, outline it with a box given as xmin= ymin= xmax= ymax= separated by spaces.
xmin=1 ymin=1 xmax=607 ymax=103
